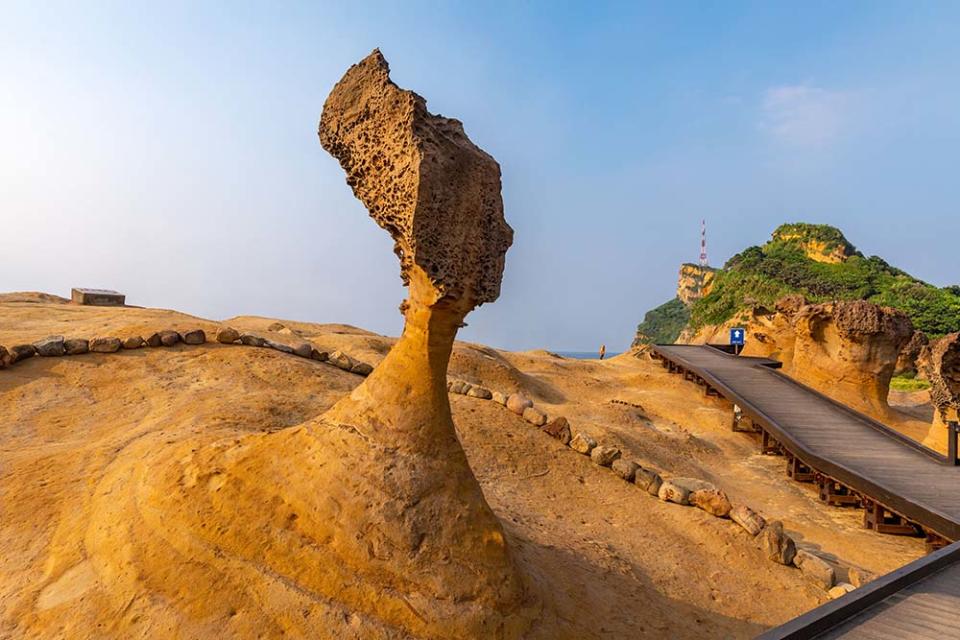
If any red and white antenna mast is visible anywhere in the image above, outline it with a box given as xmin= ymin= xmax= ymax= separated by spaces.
xmin=699 ymin=219 xmax=708 ymax=267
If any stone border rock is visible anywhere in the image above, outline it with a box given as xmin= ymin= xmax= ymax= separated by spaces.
xmin=0 ymin=327 xmax=376 ymax=378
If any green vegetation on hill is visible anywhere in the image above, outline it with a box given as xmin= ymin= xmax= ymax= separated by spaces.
xmin=772 ymin=222 xmax=860 ymax=257
xmin=637 ymin=223 xmax=960 ymax=343
xmin=633 ymin=297 xmax=690 ymax=345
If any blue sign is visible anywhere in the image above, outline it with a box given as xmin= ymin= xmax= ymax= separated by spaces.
xmin=730 ymin=327 xmax=746 ymax=346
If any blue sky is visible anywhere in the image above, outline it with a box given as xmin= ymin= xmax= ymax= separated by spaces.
xmin=2 ymin=2 xmax=958 ymax=351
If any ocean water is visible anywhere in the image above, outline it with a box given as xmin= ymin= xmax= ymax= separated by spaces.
xmin=555 ymin=351 xmax=621 ymax=360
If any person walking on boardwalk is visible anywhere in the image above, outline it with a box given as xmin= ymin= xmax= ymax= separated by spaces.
xmin=599 ymin=344 xmax=606 ymax=360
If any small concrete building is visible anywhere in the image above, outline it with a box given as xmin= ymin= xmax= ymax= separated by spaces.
xmin=71 ymin=288 xmax=126 ymax=306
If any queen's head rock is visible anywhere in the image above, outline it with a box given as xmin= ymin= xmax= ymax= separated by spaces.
xmin=103 ymin=50 xmax=538 ymax=640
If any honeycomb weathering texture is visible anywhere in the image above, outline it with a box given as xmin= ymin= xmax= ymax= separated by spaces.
xmin=319 ymin=49 xmax=512 ymax=308
xmin=925 ymin=333 xmax=960 ymax=416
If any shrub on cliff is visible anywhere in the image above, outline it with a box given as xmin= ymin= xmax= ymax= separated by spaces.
xmin=634 ymin=297 xmax=690 ymax=345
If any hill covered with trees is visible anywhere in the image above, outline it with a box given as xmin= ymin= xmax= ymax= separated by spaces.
xmin=635 ymin=223 xmax=960 ymax=345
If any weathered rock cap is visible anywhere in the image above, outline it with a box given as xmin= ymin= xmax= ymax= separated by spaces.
xmin=319 ymin=49 xmax=512 ymax=310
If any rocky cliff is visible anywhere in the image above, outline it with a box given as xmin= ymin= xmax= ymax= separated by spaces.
xmin=677 ymin=263 xmax=716 ymax=306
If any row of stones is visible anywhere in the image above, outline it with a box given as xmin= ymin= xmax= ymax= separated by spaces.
xmin=0 ymin=327 xmax=374 ymax=376
xmin=446 ymin=377 xmax=871 ymax=599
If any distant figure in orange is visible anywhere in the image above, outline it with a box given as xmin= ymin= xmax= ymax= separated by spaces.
xmin=599 ymin=344 xmax=606 ymax=360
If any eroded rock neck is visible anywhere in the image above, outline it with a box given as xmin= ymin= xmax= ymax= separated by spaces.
xmin=322 ymin=278 xmax=471 ymax=452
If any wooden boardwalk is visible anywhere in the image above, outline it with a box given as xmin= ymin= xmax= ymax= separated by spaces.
xmin=650 ymin=344 xmax=960 ymax=639
xmin=758 ymin=542 xmax=960 ymax=639
xmin=652 ymin=344 xmax=960 ymax=542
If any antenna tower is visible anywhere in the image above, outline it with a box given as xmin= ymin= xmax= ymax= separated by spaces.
xmin=699 ymin=219 xmax=708 ymax=267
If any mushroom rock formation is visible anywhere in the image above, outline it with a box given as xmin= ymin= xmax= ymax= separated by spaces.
xmin=790 ymin=300 xmax=913 ymax=418
xmin=302 ymin=48 xmax=531 ymax=633
xmin=921 ymin=332 xmax=960 ymax=451
xmin=87 ymin=50 xmax=536 ymax=639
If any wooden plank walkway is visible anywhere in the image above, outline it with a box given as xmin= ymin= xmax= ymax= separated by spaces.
xmin=758 ymin=541 xmax=960 ymax=639
xmin=652 ymin=344 xmax=960 ymax=541
xmin=649 ymin=344 xmax=960 ymax=639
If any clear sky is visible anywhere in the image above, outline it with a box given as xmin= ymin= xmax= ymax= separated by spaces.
xmin=2 ymin=2 xmax=958 ymax=351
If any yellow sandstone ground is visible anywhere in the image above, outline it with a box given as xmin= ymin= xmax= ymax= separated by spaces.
xmin=0 ymin=295 xmax=927 ymax=639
